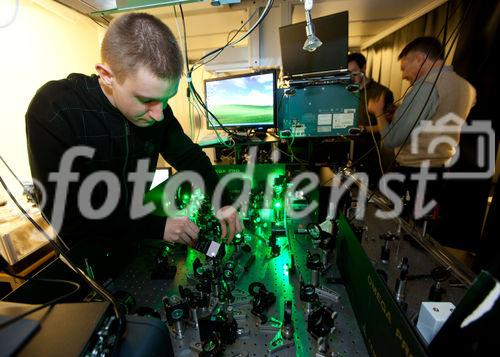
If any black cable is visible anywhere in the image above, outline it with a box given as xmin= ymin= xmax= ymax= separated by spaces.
xmin=192 ymin=7 xmax=259 ymax=71
xmin=277 ymin=90 xmax=286 ymax=113
xmin=0 ymin=171 xmax=126 ymax=336
xmin=0 ymin=268 xmax=81 ymax=293
xmin=192 ymin=4 xmax=263 ymax=70
xmin=0 ymin=278 xmax=81 ymax=330
xmin=0 ymin=156 xmax=70 ymax=252
xmin=226 ymin=29 xmax=241 ymax=43
xmin=178 ymin=5 xmax=190 ymax=75
xmin=187 ymin=0 xmax=274 ymax=141
xmin=90 ymin=17 xmax=108 ymax=29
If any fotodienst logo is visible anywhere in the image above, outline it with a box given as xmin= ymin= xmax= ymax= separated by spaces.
xmin=28 ymin=112 xmax=495 ymax=236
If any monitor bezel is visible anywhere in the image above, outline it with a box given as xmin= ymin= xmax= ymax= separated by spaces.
xmin=203 ymin=69 xmax=277 ymax=131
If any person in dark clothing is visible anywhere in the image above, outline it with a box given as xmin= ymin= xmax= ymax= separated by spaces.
xmin=348 ymin=53 xmax=394 ymax=185
xmin=26 ymin=13 xmax=241 ymax=248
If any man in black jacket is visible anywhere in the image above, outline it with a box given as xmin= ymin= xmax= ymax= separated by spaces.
xmin=26 ymin=13 xmax=241 ymax=248
xmin=348 ymin=53 xmax=394 ymax=185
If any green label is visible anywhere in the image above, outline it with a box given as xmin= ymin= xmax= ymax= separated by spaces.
xmin=336 ymin=215 xmax=428 ymax=357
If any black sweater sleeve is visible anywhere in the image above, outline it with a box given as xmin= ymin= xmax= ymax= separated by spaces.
xmin=26 ymin=81 xmax=228 ymax=245
xmin=126 ymin=109 xmax=229 ymax=241
xmin=25 ymin=81 xmax=87 ymax=245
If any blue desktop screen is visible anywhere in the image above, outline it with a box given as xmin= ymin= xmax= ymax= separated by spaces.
xmin=205 ymin=71 xmax=275 ymax=129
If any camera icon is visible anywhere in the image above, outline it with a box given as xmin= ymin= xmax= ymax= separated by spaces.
xmin=410 ymin=113 xmax=495 ymax=179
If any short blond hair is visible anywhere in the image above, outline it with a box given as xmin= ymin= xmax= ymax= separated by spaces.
xmin=101 ymin=13 xmax=183 ymax=82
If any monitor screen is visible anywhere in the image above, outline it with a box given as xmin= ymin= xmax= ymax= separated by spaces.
xmin=204 ymin=70 xmax=276 ymax=130
xmin=279 ymin=11 xmax=348 ymax=79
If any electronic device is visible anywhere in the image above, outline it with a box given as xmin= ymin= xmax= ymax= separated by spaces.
xmin=204 ymin=70 xmax=277 ymax=131
xmin=0 ymin=301 xmax=119 ymax=356
xmin=416 ymin=302 xmax=455 ymax=344
xmin=279 ymin=11 xmax=348 ymax=80
xmin=0 ymin=301 xmax=174 ymax=356
xmin=276 ymin=84 xmax=359 ymax=138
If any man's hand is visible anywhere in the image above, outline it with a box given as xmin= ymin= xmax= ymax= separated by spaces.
xmin=216 ymin=206 xmax=243 ymax=244
xmin=163 ymin=217 xmax=199 ymax=246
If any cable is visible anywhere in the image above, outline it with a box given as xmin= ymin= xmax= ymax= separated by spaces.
xmin=90 ymin=16 xmax=108 ymax=29
xmin=361 ymin=73 xmax=385 ymax=176
xmin=0 ymin=171 xmax=126 ymax=337
xmin=279 ymin=148 xmax=308 ymax=164
xmin=226 ymin=28 xmax=248 ymax=43
xmin=207 ymin=117 xmax=236 ymax=148
xmin=192 ymin=96 xmax=207 ymax=141
xmin=182 ymin=24 xmax=247 ymax=142
xmin=0 ymin=267 xmax=81 ymax=295
xmin=172 ymin=6 xmax=185 ymax=67
xmin=190 ymin=7 xmax=258 ymax=74
xmin=284 ymin=126 xmax=308 ymax=164
xmin=193 ymin=10 xmax=258 ymax=71
xmin=192 ymin=6 xmax=261 ymax=71
xmin=190 ymin=95 xmax=204 ymax=143
xmin=0 ymin=277 xmax=80 ymax=330
xmin=173 ymin=5 xmax=197 ymax=140
xmin=178 ymin=5 xmax=190 ymax=74
xmin=177 ymin=5 xmax=233 ymax=145
xmin=0 ymin=156 xmax=70 ymax=252
xmin=186 ymin=0 xmax=274 ymax=142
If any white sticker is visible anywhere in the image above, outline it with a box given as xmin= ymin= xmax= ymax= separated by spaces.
xmin=317 ymin=113 xmax=332 ymax=125
xmin=332 ymin=113 xmax=354 ymax=128
xmin=293 ymin=125 xmax=306 ymax=136
xmin=344 ymin=108 xmax=356 ymax=113
xmin=317 ymin=126 xmax=331 ymax=133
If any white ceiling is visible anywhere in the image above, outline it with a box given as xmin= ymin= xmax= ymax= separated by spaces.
xmin=291 ymin=0 xmax=440 ymax=48
xmin=105 ymin=0 xmax=442 ymax=59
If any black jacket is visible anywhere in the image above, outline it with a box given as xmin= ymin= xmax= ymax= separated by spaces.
xmin=26 ymin=73 xmax=220 ymax=246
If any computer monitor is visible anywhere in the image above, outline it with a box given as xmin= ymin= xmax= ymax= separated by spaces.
xmin=279 ymin=11 xmax=348 ymax=79
xmin=204 ymin=70 xmax=277 ymax=130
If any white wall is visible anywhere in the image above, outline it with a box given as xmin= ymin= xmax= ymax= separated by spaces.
xmin=0 ymin=0 xmax=212 ymax=189
xmin=0 ymin=0 xmax=104 ymax=187
xmin=163 ymin=64 xmax=217 ymax=165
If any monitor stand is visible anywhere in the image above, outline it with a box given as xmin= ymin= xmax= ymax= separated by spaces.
xmin=235 ymin=126 xmax=268 ymax=139
xmin=253 ymin=130 xmax=268 ymax=140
